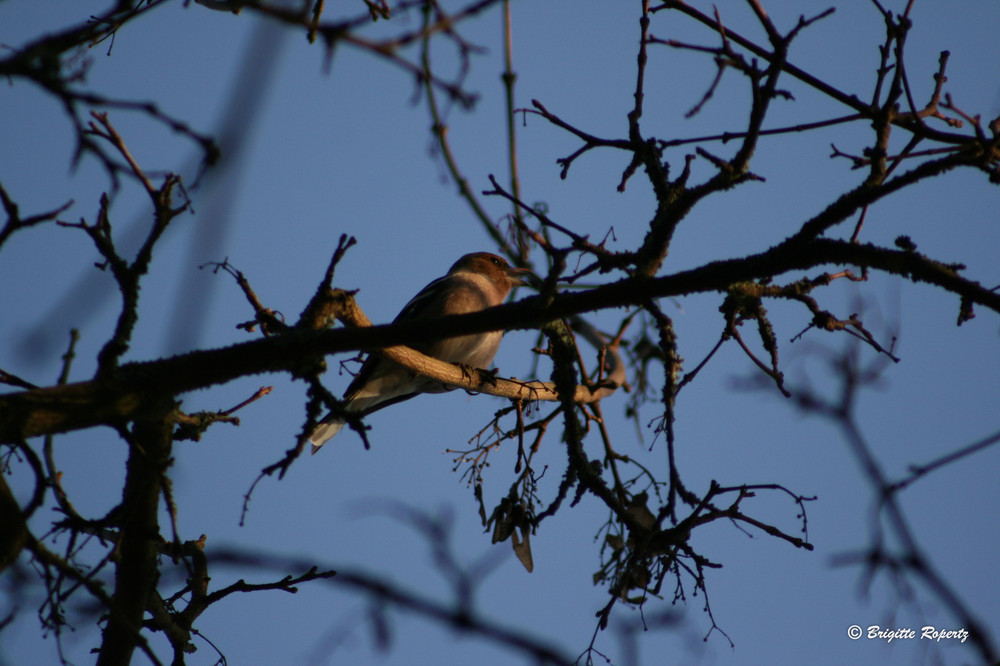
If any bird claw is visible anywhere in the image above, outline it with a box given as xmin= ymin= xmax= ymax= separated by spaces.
xmin=457 ymin=364 xmax=499 ymax=390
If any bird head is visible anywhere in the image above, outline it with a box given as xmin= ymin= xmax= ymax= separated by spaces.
xmin=450 ymin=252 xmax=534 ymax=292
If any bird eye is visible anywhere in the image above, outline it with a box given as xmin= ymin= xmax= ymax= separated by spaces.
xmin=490 ymin=256 xmax=503 ymax=266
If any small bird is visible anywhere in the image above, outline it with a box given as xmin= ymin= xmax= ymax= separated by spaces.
xmin=309 ymin=252 xmax=529 ymax=452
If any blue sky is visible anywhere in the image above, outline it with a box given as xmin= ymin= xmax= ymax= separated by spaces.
xmin=2 ymin=1 xmax=998 ymax=665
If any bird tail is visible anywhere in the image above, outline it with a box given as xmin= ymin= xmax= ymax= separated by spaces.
xmin=307 ymin=393 xmax=385 ymax=453
xmin=308 ymin=418 xmax=345 ymax=453
xmin=308 ymin=378 xmax=421 ymax=453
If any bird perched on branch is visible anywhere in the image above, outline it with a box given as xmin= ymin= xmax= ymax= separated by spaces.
xmin=309 ymin=252 xmax=530 ymax=452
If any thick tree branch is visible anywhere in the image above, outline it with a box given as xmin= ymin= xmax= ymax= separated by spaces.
xmin=96 ymin=398 xmax=174 ymax=666
xmin=2 ymin=235 xmax=997 ymax=443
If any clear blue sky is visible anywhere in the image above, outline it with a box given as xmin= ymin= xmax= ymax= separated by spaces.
xmin=1 ymin=2 xmax=998 ymax=665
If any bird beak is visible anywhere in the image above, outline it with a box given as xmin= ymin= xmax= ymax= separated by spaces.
xmin=506 ymin=266 xmax=535 ymax=288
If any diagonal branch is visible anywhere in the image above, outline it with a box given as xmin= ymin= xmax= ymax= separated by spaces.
xmin=2 ymin=233 xmax=998 ymax=443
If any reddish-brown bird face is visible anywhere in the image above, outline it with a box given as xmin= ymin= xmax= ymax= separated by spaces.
xmin=448 ymin=252 xmax=532 ymax=293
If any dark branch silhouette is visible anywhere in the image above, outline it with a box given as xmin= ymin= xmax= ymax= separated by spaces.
xmin=1 ymin=2 xmax=997 ymax=665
